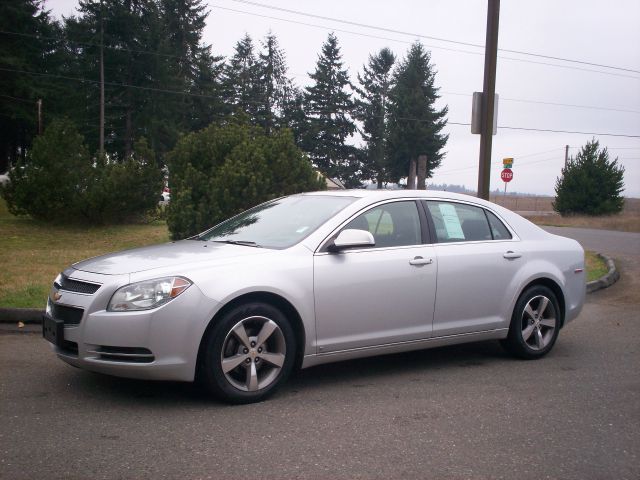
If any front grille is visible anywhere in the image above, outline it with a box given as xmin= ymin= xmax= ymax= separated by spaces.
xmin=55 ymin=274 xmax=101 ymax=295
xmin=51 ymin=304 xmax=84 ymax=326
xmin=88 ymin=346 xmax=155 ymax=363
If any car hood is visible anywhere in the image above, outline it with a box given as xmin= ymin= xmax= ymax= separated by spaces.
xmin=72 ymin=240 xmax=269 ymax=275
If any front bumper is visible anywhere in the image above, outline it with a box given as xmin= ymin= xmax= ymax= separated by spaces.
xmin=47 ymin=269 xmax=220 ymax=382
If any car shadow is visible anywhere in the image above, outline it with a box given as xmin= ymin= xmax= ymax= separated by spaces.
xmin=62 ymin=340 xmax=515 ymax=406
xmin=289 ymin=340 xmax=511 ymax=389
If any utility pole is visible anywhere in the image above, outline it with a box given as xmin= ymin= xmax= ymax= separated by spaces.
xmin=564 ymin=144 xmax=569 ymax=168
xmin=476 ymin=0 xmax=500 ymax=200
xmin=36 ymin=99 xmax=42 ymax=135
xmin=99 ymin=0 xmax=105 ymax=156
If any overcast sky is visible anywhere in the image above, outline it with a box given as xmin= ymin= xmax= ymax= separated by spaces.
xmin=46 ymin=0 xmax=640 ymax=196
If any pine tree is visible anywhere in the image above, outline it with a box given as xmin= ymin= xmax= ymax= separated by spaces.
xmin=189 ymin=45 xmax=226 ymax=131
xmin=166 ymin=119 xmax=325 ymax=239
xmin=553 ymin=139 xmax=625 ymax=215
xmin=256 ymin=32 xmax=291 ymax=134
xmin=354 ymin=48 xmax=396 ymax=188
xmin=281 ymin=86 xmax=308 ymax=146
xmin=304 ymin=33 xmax=358 ymax=186
xmin=67 ymin=0 xmax=163 ymax=159
xmin=0 ymin=0 xmax=62 ymax=173
xmin=223 ymin=33 xmax=261 ymax=120
xmin=387 ymin=41 xmax=448 ymax=186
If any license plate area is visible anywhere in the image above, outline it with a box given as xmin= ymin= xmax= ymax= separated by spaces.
xmin=42 ymin=315 xmax=65 ymax=347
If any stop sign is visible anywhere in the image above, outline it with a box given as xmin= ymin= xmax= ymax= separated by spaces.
xmin=501 ymin=168 xmax=513 ymax=183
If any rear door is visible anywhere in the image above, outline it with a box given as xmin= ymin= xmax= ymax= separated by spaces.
xmin=424 ymin=200 xmax=521 ymax=336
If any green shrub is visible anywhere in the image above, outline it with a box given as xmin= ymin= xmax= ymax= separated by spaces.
xmin=1 ymin=118 xmax=163 ymax=224
xmin=553 ymin=139 xmax=625 ymax=216
xmin=167 ymin=120 xmax=325 ymax=239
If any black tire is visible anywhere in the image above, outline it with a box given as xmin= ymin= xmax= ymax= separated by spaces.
xmin=501 ymin=285 xmax=561 ymax=360
xmin=200 ymin=302 xmax=296 ymax=404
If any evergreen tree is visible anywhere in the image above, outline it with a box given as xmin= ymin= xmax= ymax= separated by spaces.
xmin=166 ymin=119 xmax=325 ymax=239
xmin=354 ymin=48 xmax=396 ymax=188
xmin=0 ymin=118 xmax=162 ymax=224
xmin=256 ymin=32 xmax=291 ymax=134
xmin=304 ymin=33 xmax=358 ymax=186
xmin=387 ymin=41 xmax=448 ymax=185
xmin=281 ymin=86 xmax=308 ymax=146
xmin=0 ymin=0 xmax=63 ymax=173
xmin=553 ymin=139 xmax=625 ymax=215
xmin=62 ymin=0 xmax=218 ymax=162
xmin=160 ymin=0 xmax=223 ymax=134
xmin=66 ymin=0 xmax=162 ymax=159
xmin=189 ymin=45 xmax=226 ymax=131
xmin=223 ymin=33 xmax=261 ymax=120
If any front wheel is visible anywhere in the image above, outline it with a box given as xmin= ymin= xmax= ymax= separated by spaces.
xmin=502 ymin=285 xmax=560 ymax=359
xmin=200 ymin=302 xmax=296 ymax=404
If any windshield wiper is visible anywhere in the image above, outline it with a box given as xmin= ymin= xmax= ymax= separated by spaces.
xmin=212 ymin=239 xmax=262 ymax=248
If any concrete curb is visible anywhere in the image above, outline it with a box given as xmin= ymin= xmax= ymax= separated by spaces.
xmin=586 ymin=253 xmax=620 ymax=294
xmin=0 ymin=308 xmax=43 ymax=324
xmin=0 ymin=254 xmax=621 ymax=325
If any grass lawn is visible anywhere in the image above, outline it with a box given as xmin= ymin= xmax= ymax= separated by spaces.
xmin=585 ymin=251 xmax=608 ymax=283
xmin=0 ymin=198 xmax=169 ymax=308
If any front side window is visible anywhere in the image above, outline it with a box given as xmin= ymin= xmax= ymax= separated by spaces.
xmin=426 ymin=201 xmax=493 ymax=243
xmin=343 ymin=201 xmax=421 ymax=248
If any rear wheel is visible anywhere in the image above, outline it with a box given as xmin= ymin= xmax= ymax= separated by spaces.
xmin=502 ymin=285 xmax=560 ymax=359
xmin=201 ymin=302 xmax=296 ymax=404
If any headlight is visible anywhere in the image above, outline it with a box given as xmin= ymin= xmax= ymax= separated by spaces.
xmin=108 ymin=277 xmax=191 ymax=312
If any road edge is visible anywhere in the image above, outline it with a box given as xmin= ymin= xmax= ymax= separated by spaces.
xmin=586 ymin=253 xmax=620 ymax=294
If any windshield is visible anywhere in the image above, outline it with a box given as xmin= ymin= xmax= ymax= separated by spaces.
xmin=198 ymin=195 xmax=356 ymax=249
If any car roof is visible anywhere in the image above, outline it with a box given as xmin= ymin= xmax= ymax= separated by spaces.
xmin=300 ymin=189 xmax=492 ymax=205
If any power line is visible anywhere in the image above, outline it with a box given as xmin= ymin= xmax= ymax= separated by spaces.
xmin=0 ymin=94 xmax=35 ymax=104
xmin=2 ymin=30 xmax=638 ymax=115
xmin=3 ymin=66 xmax=639 ymax=139
xmin=497 ymin=125 xmax=640 ymax=138
xmin=499 ymin=97 xmax=640 ymax=115
xmin=228 ymin=0 xmax=640 ymax=74
xmin=0 ymin=29 xmax=201 ymax=62
xmin=210 ymin=5 xmax=640 ymax=80
xmin=436 ymin=148 xmax=563 ymax=175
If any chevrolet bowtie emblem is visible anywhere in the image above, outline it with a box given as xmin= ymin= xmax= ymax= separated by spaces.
xmin=53 ymin=292 xmax=62 ymax=302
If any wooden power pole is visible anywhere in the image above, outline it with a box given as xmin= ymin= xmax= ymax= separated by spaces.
xmin=36 ymin=99 xmax=42 ymax=135
xmin=476 ymin=0 xmax=500 ymax=200
xmin=564 ymin=145 xmax=569 ymax=168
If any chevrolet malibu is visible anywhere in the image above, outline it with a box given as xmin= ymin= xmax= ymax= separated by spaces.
xmin=43 ymin=190 xmax=585 ymax=403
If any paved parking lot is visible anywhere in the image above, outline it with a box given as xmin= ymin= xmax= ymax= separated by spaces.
xmin=1 ymin=227 xmax=638 ymax=479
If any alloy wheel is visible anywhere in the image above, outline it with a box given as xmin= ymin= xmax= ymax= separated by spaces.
xmin=220 ymin=316 xmax=287 ymax=392
xmin=521 ymin=295 xmax=557 ymax=351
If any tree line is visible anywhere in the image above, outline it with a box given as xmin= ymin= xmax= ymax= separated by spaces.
xmin=1 ymin=0 xmax=448 ymax=188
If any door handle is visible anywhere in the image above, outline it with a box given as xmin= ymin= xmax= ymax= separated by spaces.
xmin=409 ymin=256 xmax=433 ymax=266
xmin=503 ymin=251 xmax=522 ymax=259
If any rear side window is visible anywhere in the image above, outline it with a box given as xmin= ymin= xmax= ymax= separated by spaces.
xmin=426 ymin=201 xmax=492 ymax=243
xmin=486 ymin=210 xmax=512 ymax=240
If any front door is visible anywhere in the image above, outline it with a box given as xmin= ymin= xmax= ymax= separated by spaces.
xmin=314 ymin=200 xmax=437 ymax=353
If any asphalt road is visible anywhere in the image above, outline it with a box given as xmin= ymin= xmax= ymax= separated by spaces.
xmin=1 ymin=227 xmax=638 ymax=479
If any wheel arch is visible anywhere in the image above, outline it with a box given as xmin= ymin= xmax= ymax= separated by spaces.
xmin=196 ymin=291 xmax=307 ymax=376
xmin=518 ymin=277 xmax=566 ymax=327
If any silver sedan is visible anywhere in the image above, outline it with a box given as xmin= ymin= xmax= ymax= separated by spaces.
xmin=43 ymin=190 xmax=585 ymax=403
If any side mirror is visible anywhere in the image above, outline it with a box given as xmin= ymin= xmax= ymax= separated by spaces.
xmin=328 ymin=229 xmax=375 ymax=252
